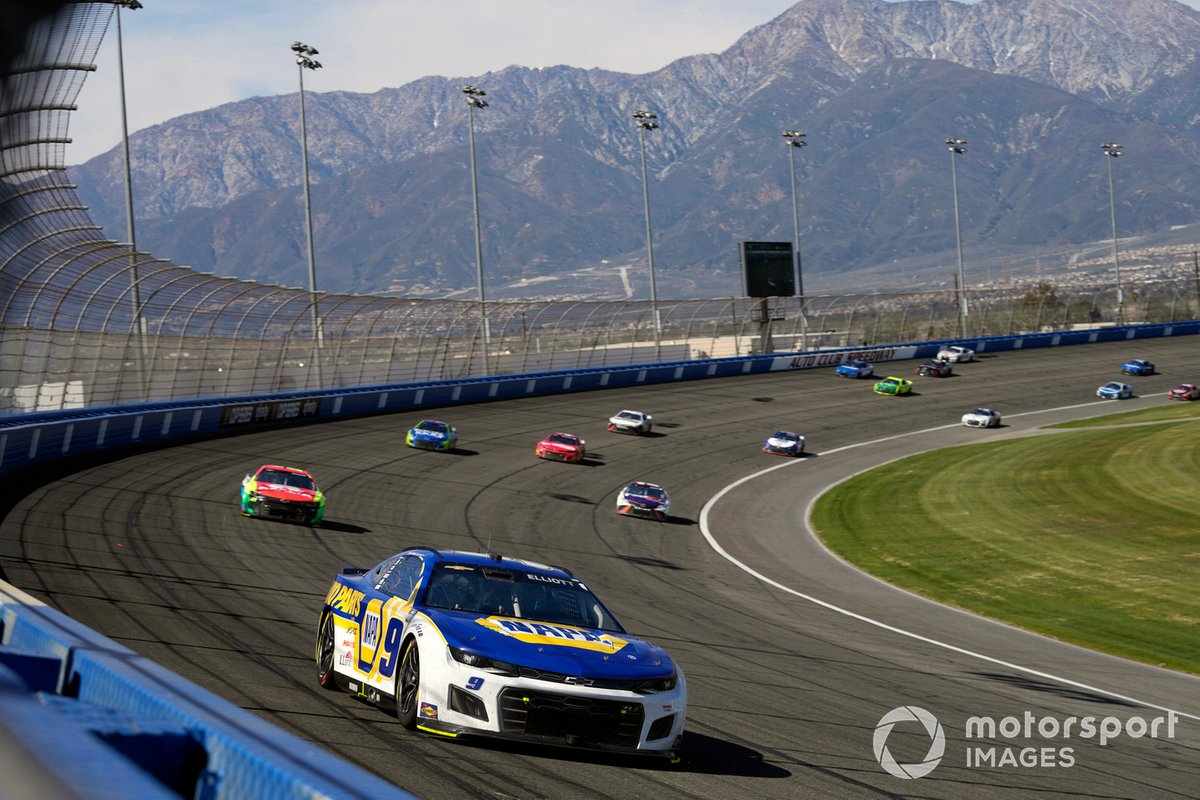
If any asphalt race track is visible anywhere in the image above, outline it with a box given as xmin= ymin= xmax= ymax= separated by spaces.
xmin=3 ymin=338 xmax=1199 ymax=799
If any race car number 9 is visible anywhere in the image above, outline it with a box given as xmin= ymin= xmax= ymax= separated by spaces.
xmin=376 ymin=618 xmax=405 ymax=678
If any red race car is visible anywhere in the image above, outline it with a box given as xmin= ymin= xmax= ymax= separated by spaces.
xmin=535 ymin=432 xmax=586 ymax=463
xmin=1168 ymin=383 xmax=1200 ymax=401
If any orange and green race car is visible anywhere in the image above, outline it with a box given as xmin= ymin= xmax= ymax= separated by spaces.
xmin=241 ymin=464 xmax=326 ymax=525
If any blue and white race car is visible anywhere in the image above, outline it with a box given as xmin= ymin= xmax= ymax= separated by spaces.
xmin=1096 ymin=381 xmax=1134 ymax=400
xmin=1121 ymin=358 xmax=1155 ymax=376
xmin=316 ymin=548 xmax=686 ymax=759
xmin=763 ymin=430 xmax=805 ymax=456
xmin=616 ymin=481 xmax=671 ymax=521
xmin=836 ymin=359 xmax=874 ymax=379
xmin=406 ymin=419 xmax=457 ymax=451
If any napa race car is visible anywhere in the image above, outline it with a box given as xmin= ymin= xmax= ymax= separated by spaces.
xmin=535 ymin=432 xmax=586 ymax=463
xmin=406 ymin=419 xmax=457 ymax=451
xmin=616 ymin=481 xmax=671 ymax=521
xmin=1121 ymin=358 xmax=1155 ymax=376
xmin=936 ymin=345 xmax=975 ymax=363
xmin=315 ymin=547 xmax=686 ymax=759
xmin=873 ymin=376 xmax=913 ymax=396
xmin=917 ymin=359 xmax=953 ymax=377
xmin=835 ymin=359 xmax=874 ymax=379
xmin=1097 ymin=381 xmax=1134 ymax=399
xmin=962 ymin=407 xmax=1002 ymax=428
xmin=763 ymin=431 xmax=805 ymax=456
xmin=608 ymin=409 xmax=653 ymax=435
xmin=241 ymin=464 xmax=325 ymax=524
xmin=1169 ymin=383 xmax=1200 ymax=401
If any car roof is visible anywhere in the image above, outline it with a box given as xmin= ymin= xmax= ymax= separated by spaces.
xmin=400 ymin=548 xmax=575 ymax=579
xmin=258 ymin=464 xmax=309 ymax=475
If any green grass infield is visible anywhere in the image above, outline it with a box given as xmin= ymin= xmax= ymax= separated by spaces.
xmin=810 ymin=409 xmax=1200 ymax=674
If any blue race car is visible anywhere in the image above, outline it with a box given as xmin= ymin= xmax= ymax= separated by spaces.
xmin=1096 ymin=381 xmax=1134 ymax=400
xmin=1121 ymin=358 xmax=1155 ymax=376
xmin=406 ymin=419 xmax=457 ymax=451
xmin=836 ymin=359 xmax=874 ymax=379
xmin=316 ymin=547 xmax=687 ymax=760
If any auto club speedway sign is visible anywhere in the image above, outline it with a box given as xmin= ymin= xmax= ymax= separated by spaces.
xmin=774 ymin=346 xmax=916 ymax=371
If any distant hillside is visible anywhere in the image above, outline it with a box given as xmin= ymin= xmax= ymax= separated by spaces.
xmin=70 ymin=0 xmax=1200 ymax=298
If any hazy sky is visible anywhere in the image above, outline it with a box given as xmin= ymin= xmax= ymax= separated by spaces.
xmin=69 ymin=0 xmax=1200 ymax=165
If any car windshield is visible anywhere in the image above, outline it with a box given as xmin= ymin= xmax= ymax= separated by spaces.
xmin=547 ymin=434 xmax=578 ymax=445
xmin=616 ymin=411 xmax=640 ymax=420
xmin=422 ymin=564 xmax=624 ymax=632
xmin=972 ymin=408 xmax=990 ymax=415
xmin=417 ymin=420 xmax=448 ymax=433
xmin=846 ymin=361 xmax=864 ymax=368
xmin=257 ymin=469 xmax=314 ymax=490
xmin=629 ymin=483 xmax=666 ymax=500
xmin=771 ymin=432 xmax=795 ymax=440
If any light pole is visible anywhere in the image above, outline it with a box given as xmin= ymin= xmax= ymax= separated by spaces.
xmin=463 ymin=84 xmax=490 ymax=373
xmin=291 ymin=40 xmax=323 ymax=385
xmin=1102 ymin=142 xmax=1124 ymax=325
xmin=946 ymin=136 xmax=968 ymax=338
xmin=633 ymin=109 xmax=661 ymax=358
xmin=783 ymin=129 xmax=807 ymax=349
xmin=114 ymin=0 xmax=146 ymax=399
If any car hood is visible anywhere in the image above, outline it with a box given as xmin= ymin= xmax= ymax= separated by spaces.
xmin=254 ymin=482 xmax=319 ymax=502
xmin=412 ymin=428 xmax=447 ymax=439
xmin=767 ymin=437 xmax=799 ymax=446
xmin=426 ymin=608 xmax=674 ymax=679
xmin=541 ymin=441 xmax=580 ymax=451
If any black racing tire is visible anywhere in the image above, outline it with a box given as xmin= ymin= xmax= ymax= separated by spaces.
xmin=316 ymin=613 xmax=339 ymax=691
xmin=396 ymin=638 xmax=421 ymax=729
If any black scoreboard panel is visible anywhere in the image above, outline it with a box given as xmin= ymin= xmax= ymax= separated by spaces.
xmin=740 ymin=241 xmax=796 ymax=297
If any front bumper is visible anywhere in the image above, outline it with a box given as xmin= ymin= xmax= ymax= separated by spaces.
xmin=417 ymin=655 xmax=687 ymax=758
xmin=408 ymin=436 xmax=450 ymax=451
xmin=243 ymin=494 xmax=322 ymax=524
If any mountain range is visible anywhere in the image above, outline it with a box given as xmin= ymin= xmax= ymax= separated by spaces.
xmin=69 ymin=0 xmax=1200 ymax=300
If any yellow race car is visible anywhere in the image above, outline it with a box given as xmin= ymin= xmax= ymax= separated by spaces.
xmin=873 ymin=376 xmax=913 ymax=396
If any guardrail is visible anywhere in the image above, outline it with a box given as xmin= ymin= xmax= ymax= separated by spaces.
xmin=0 ymin=580 xmax=418 ymax=800
xmin=2 ymin=320 xmax=1197 ymax=798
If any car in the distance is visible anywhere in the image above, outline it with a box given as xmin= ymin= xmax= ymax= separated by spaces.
xmin=616 ymin=481 xmax=671 ymax=520
xmin=1168 ymin=383 xmax=1200 ymax=401
xmin=316 ymin=547 xmax=686 ymax=760
xmin=836 ymin=359 xmax=874 ymax=379
xmin=1096 ymin=382 xmax=1134 ymax=400
xmin=241 ymin=464 xmax=325 ymax=525
xmin=608 ymin=409 xmax=653 ymax=435
xmin=1121 ymin=358 xmax=1155 ymax=376
xmin=917 ymin=359 xmax=953 ymax=377
xmin=936 ymin=345 xmax=975 ymax=363
xmin=535 ymin=432 xmax=586 ymax=463
xmin=873 ymin=376 xmax=913 ymax=396
xmin=762 ymin=431 xmax=806 ymax=456
xmin=406 ymin=419 xmax=458 ymax=451
xmin=962 ymin=408 xmax=1002 ymax=428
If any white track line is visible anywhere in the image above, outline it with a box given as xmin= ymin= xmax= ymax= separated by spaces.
xmin=697 ymin=402 xmax=1200 ymax=722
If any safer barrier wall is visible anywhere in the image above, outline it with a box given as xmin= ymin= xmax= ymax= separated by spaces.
xmin=5 ymin=322 xmax=1198 ymax=478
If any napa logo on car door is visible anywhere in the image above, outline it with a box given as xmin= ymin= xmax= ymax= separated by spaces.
xmin=353 ymin=596 xmax=412 ymax=690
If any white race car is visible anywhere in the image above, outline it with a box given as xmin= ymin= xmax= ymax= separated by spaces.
xmin=962 ymin=407 xmax=1002 ymax=428
xmin=608 ymin=409 xmax=653 ymax=435
xmin=616 ymin=481 xmax=671 ymax=520
xmin=937 ymin=345 xmax=976 ymax=363
xmin=317 ymin=548 xmax=687 ymax=760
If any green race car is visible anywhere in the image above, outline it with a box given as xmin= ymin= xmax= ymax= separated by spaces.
xmin=405 ymin=419 xmax=458 ymax=451
xmin=873 ymin=376 xmax=913 ymax=396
